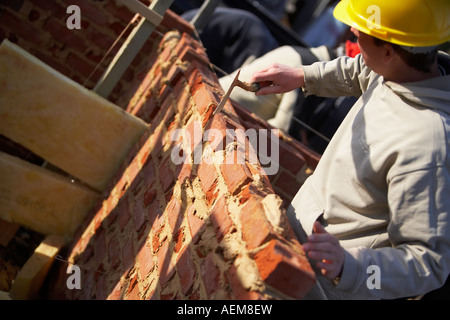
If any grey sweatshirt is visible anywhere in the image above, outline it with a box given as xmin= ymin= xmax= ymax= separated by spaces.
xmin=290 ymin=53 xmax=450 ymax=299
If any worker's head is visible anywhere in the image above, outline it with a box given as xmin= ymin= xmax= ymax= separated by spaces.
xmin=333 ymin=0 xmax=450 ymax=76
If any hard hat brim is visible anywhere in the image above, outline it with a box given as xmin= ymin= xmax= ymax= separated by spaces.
xmin=333 ymin=0 xmax=450 ymax=47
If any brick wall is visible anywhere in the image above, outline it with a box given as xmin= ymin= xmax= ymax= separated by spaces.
xmin=1 ymin=0 xmax=321 ymax=300
xmin=46 ymin=28 xmax=317 ymax=300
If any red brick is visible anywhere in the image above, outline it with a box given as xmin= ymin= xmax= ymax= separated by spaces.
xmin=193 ymin=83 xmax=219 ymax=116
xmin=239 ymin=183 xmax=273 ymax=205
xmin=148 ymin=199 xmax=163 ymax=229
xmin=85 ymin=27 xmax=116 ymax=51
xmin=160 ymin=92 xmax=176 ymax=123
xmin=186 ymin=62 xmax=219 ymax=92
xmin=65 ymin=52 xmax=99 ymax=80
xmin=80 ymin=269 xmax=95 ymax=299
xmin=122 ymin=237 xmax=135 ymax=271
xmin=210 ymin=196 xmax=236 ymax=243
xmin=204 ymin=114 xmax=229 ymax=152
xmin=172 ymin=33 xmax=198 ymax=56
xmin=201 ymin=101 xmax=215 ymax=128
xmin=157 ymin=240 xmax=175 ymax=287
xmin=108 ymin=237 xmax=121 ymax=269
xmin=165 ymin=64 xmax=184 ymax=87
xmin=152 ymin=222 xmax=167 ymax=254
xmin=178 ymin=45 xmax=210 ymax=69
xmin=166 ymin=197 xmax=182 ymax=232
xmin=220 ymin=149 xmax=253 ymax=195
xmin=205 ymin=115 xmax=245 ymax=152
xmin=147 ymin=127 xmax=165 ymax=158
xmin=186 ymin=203 xmax=206 ymax=244
xmin=274 ymin=171 xmax=301 ymax=198
xmin=186 ymin=118 xmax=203 ymax=153
xmin=109 ymin=281 xmax=124 ymax=300
xmin=92 ymin=209 xmax=104 ymax=232
xmin=94 ymin=228 xmax=107 ymax=264
xmin=278 ymin=141 xmax=306 ymax=175
xmin=232 ymin=101 xmax=272 ymax=130
xmin=174 ymin=79 xmax=191 ymax=115
xmin=176 ymin=246 xmax=197 ymax=295
xmin=117 ymin=196 xmax=131 ymax=231
xmin=159 ymin=159 xmax=175 ymax=193
xmin=130 ymin=95 xmax=153 ymax=122
xmin=131 ymin=197 xmax=147 ymax=233
xmin=43 ymin=17 xmax=88 ymax=52
xmin=173 ymin=226 xmax=186 ymax=253
xmin=95 ymin=274 xmax=108 ymax=300
xmin=200 ymin=252 xmax=221 ymax=298
xmin=28 ymin=0 xmax=66 ymax=19
xmin=239 ymin=196 xmax=276 ymax=249
xmin=77 ymin=243 xmax=94 ymax=266
xmin=197 ymin=161 xmax=217 ymax=192
xmin=103 ymin=0 xmax=135 ymax=22
xmin=161 ymin=10 xmax=194 ymax=35
xmin=143 ymin=187 xmax=157 ymax=207
xmin=188 ymin=291 xmax=201 ymax=300
xmin=62 ymin=0 xmax=109 ymax=27
xmin=253 ymin=239 xmax=316 ymax=300
xmin=227 ymin=263 xmax=265 ymax=300
xmin=115 ymin=175 xmax=129 ymax=199
xmin=126 ymin=274 xmax=141 ymax=300
xmin=289 ymin=142 xmax=321 ymax=170
xmin=205 ymin=179 xmax=219 ymax=206
xmin=175 ymin=162 xmax=192 ymax=184
xmin=0 ymin=10 xmax=44 ymax=45
xmin=141 ymin=158 xmax=156 ymax=186
xmin=138 ymin=242 xmax=155 ymax=279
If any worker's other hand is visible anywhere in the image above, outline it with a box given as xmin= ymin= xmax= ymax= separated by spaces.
xmin=302 ymin=221 xmax=345 ymax=280
xmin=250 ymin=63 xmax=305 ymax=95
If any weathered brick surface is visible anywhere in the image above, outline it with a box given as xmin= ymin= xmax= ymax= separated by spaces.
xmin=2 ymin=2 xmax=322 ymax=300
xmin=44 ymin=28 xmax=318 ymax=300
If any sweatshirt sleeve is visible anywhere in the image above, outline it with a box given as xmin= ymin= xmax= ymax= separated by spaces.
xmin=336 ymin=166 xmax=450 ymax=299
xmin=302 ymin=54 xmax=375 ymax=98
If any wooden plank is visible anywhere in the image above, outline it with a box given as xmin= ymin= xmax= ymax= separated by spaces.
xmin=0 ymin=152 xmax=99 ymax=238
xmin=0 ymin=40 xmax=148 ymax=192
xmin=9 ymin=234 xmax=66 ymax=300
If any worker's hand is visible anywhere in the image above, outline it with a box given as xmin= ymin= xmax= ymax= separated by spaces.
xmin=302 ymin=221 xmax=345 ymax=280
xmin=250 ymin=64 xmax=305 ymax=95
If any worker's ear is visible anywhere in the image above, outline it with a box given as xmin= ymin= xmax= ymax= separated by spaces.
xmin=383 ymin=43 xmax=397 ymax=64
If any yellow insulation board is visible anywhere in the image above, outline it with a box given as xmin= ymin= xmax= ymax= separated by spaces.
xmin=0 ymin=152 xmax=99 ymax=238
xmin=9 ymin=234 xmax=66 ymax=300
xmin=0 ymin=40 xmax=148 ymax=191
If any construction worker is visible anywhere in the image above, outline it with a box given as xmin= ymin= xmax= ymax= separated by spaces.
xmin=251 ymin=0 xmax=450 ymax=299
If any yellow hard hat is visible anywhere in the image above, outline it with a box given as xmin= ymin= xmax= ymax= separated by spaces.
xmin=333 ymin=0 xmax=450 ymax=47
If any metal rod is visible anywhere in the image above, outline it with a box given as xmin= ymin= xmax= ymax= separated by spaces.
xmin=93 ymin=0 xmax=173 ymax=98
